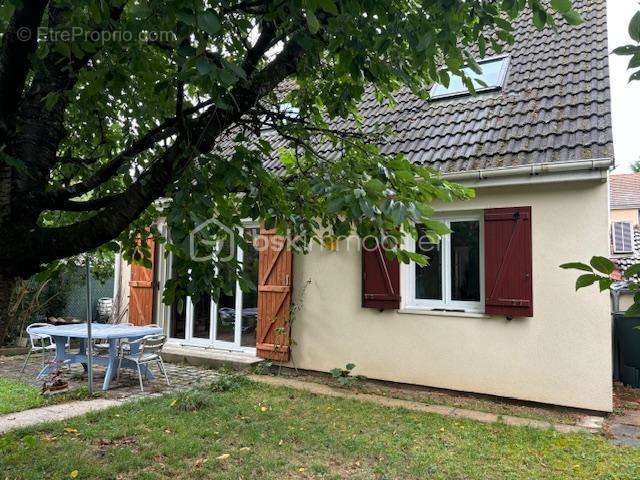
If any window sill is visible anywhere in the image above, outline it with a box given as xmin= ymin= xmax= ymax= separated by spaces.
xmin=397 ymin=307 xmax=490 ymax=319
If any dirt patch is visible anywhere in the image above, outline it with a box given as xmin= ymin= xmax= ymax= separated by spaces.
xmin=613 ymin=381 xmax=640 ymax=411
xmin=258 ymin=366 xmax=598 ymax=426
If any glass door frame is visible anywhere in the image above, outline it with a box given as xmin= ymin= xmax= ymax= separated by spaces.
xmin=163 ymin=221 xmax=259 ymax=355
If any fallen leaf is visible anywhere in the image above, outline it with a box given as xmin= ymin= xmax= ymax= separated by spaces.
xmin=278 ymin=439 xmax=284 ymax=446
xmin=298 ymin=467 xmax=306 ymax=472
xmin=69 ymin=470 xmax=79 ymax=479
xmin=260 ymin=406 xmax=268 ymax=412
xmin=194 ymin=458 xmax=208 ymax=468
xmin=170 ymin=400 xmax=177 ymax=407
xmin=64 ymin=428 xmax=78 ymax=434
xmin=216 ymin=453 xmax=231 ymax=461
xmin=239 ymin=447 xmax=251 ymax=452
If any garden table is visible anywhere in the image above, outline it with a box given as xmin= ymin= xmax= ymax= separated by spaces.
xmin=30 ymin=323 xmax=163 ymax=391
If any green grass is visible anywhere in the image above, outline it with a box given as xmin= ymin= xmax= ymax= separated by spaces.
xmin=1 ymin=380 xmax=639 ymax=479
xmin=0 ymin=378 xmax=44 ymax=414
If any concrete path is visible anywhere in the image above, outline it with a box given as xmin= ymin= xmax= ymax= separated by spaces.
xmin=607 ymin=410 xmax=640 ymax=446
xmin=248 ymin=375 xmax=603 ymax=435
xmin=0 ymin=398 xmax=125 ymax=434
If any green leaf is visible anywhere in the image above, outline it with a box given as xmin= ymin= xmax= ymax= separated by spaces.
xmin=196 ymin=58 xmax=215 ymax=76
xmin=561 ymin=9 xmax=583 ymax=26
xmin=630 ymin=10 xmax=640 ymax=42
xmin=612 ymin=45 xmax=640 ymax=56
xmin=422 ymin=219 xmax=451 ymax=236
xmin=551 ymin=0 xmax=571 ymax=12
xmin=200 ymin=11 xmax=221 ymax=36
xmin=625 ymin=301 xmax=640 ymax=317
xmin=590 ymin=256 xmax=615 ymax=275
xmin=625 ymin=263 xmax=640 ymax=278
xmin=533 ymin=9 xmax=547 ymax=29
xmin=405 ymin=250 xmax=429 ymax=266
xmin=44 ymin=92 xmax=61 ymax=111
xmin=629 ymin=52 xmax=640 ymax=69
xmin=575 ymin=274 xmax=599 ymax=290
xmin=559 ymin=262 xmax=593 ymax=272
xmin=316 ymin=0 xmax=338 ymax=15
xmin=306 ymin=10 xmax=320 ymax=34
xmin=598 ymin=278 xmax=613 ymax=292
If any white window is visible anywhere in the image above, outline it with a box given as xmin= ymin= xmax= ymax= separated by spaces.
xmin=403 ymin=212 xmax=484 ymax=313
xmin=430 ymin=55 xmax=510 ymax=99
xmin=612 ymin=221 xmax=634 ymax=254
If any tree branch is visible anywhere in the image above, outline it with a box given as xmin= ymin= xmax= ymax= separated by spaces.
xmin=27 ymin=35 xmax=309 ymax=264
xmin=39 ymin=99 xmax=215 ymax=205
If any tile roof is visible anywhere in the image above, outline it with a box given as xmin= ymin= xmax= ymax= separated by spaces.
xmin=223 ymin=0 xmax=613 ymax=175
xmin=610 ymin=173 xmax=640 ymax=209
xmin=612 ymin=226 xmax=640 ymax=275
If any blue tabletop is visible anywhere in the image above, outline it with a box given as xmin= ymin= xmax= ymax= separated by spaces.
xmin=30 ymin=323 xmax=163 ymax=340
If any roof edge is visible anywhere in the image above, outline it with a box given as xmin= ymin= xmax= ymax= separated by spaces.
xmin=442 ymin=157 xmax=613 ymax=188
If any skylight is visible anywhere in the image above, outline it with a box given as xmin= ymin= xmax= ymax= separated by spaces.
xmin=430 ymin=56 xmax=510 ymax=99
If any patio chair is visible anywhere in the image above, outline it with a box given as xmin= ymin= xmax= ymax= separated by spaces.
xmin=116 ymin=334 xmax=170 ymax=392
xmin=94 ymin=322 xmax=134 ymax=354
xmin=20 ymin=322 xmax=59 ymax=375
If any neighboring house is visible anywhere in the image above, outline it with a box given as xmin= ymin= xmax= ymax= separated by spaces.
xmin=115 ymin=0 xmax=614 ymax=411
xmin=609 ymin=173 xmax=640 ymax=311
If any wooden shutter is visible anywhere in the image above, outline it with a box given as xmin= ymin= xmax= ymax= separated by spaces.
xmin=128 ymin=236 xmax=156 ymax=326
xmin=256 ymin=227 xmax=293 ymax=361
xmin=484 ymin=207 xmax=533 ymax=318
xmin=362 ymin=242 xmax=400 ymax=310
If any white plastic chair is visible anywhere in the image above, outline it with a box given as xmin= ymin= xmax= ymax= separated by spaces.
xmin=116 ymin=334 xmax=170 ymax=391
xmin=20 ymin=323 xmax=57 ymax=374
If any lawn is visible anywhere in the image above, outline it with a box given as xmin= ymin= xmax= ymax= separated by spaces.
xmin=1 ymin=379 xmax=639 ymax=479
xmin=0 ymin=377 xmax=44 ymax=414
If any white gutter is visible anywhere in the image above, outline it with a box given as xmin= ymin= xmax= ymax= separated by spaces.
xmin=443 ymin=158 xmax=613 ymax=188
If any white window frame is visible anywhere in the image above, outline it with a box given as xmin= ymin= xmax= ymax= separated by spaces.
xmin=430 ymin=54 xmax=510 ymax=100
xmin=402 ymin=211 xmax=485 ymax=313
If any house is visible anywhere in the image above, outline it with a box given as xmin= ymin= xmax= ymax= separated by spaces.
xmin=114 ymin=0 xmax=614 ymax=411
xmin=609 ymin=173 xmax=640 ymax=311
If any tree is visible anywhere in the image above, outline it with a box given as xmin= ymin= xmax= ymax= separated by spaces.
xmin=631 ymin=157 xmax=640 ymax=173
xmin=0 ymin=0 xmax=581 ymax=344
xmin=564 ymin=8 xmax=640 ymax=313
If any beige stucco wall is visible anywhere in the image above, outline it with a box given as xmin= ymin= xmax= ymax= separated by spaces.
xmin=611 ymin=208 xmax=638 ymax=226
xmin=290 ymin=180 xmax=612 ymax=411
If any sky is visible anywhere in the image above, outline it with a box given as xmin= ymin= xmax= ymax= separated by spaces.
xmin=608 ymin=0 xmax=640 ymax=173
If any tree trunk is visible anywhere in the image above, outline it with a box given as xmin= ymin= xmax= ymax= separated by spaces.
xmin=0 ymin=273 xmax=18 ymax=346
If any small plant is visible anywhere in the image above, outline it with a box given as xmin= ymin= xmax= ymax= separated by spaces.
xmin=41 ymin=360 xmax=68 ymax=395
xmin=170 ymin=389 xmax=212 ymax=412
xmin=252 ymin=361 xmax=274 ymax=375
xmin=329 ymin=363 xmax=366 ymax=388
xmin=208 ymin=370 xmax=248 ymax=393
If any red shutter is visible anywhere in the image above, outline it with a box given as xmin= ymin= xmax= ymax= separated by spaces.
xmin=362 ymin=242 xmax=400 ymax=310
xmin=256 ymin=227 xmax=293 ymax=361
xmin=484 ymin=207 xmax=533 ymax=318
xmin=128 ymin=235 xmax=157 ymax=325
